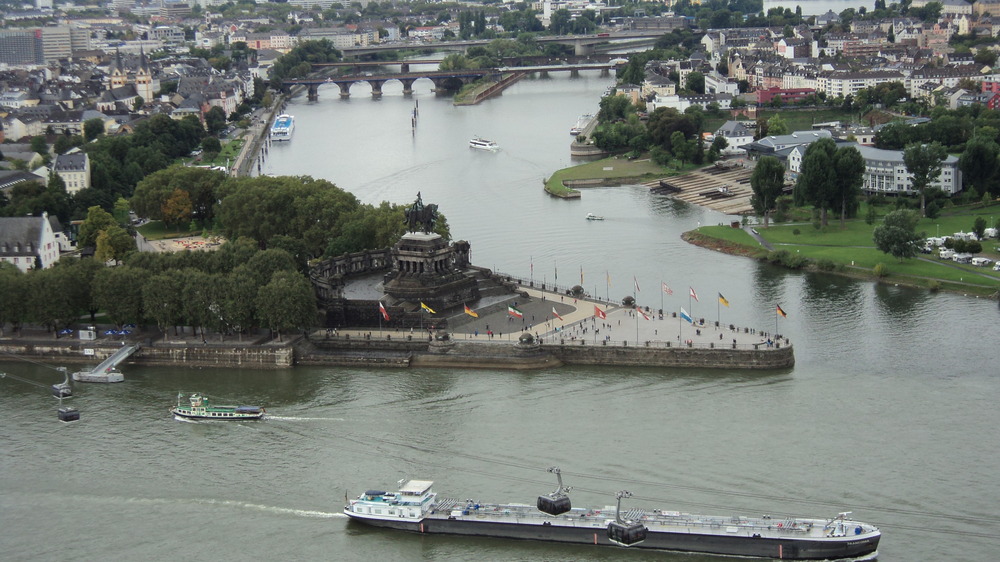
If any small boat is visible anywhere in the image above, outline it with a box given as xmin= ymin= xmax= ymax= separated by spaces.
xmin=586 ymin=213 xmax=604 ymax=221
xmin=469 ymin=137 xmax=499 ymax=151
xmin=170 ymin=393 xmax=265 ymax=421
xmin=570 ymin=114 xmax=593 ymax=135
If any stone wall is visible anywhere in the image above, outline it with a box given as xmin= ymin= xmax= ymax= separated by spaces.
xmin=0 ymin=340 xmax=295 ymax=369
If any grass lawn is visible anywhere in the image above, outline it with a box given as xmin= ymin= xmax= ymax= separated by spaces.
xmin=201 ymin=138 xmax=244 ymax=167
xmin=545 ymin=156 xmax=698 ymax=197
xmin=136 ymin=221 xmax=202 ymax=241
xmin=696 ymin=201 xmax=1000 ymax=296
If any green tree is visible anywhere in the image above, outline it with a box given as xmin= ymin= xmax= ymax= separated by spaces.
xmin=143 ymin=273 xmax=184 ymax=337
xmin=0 ymin=264 xmax=27 ymax=336
xmin=78 ymin=206 xmax=118 ymax=248
xmin=750 ymin=156 xmax=786 ymax=227
xmin=94 ymin=224 xmax=136 ymax=264
xmin=795 ymin=138 xmax=838 ymax=226
xmin=685 ymin=71 xmax=705 ymax=94
xmin=205 ymin=106 xmax=227 ymax=136
xmin=84 ymin=118 xmax=105 ymax=142
xmin=873 ymin=209 xmax=923 ymax=261
xmin=255 ymin=270 xmax=316 ymax=341
xmin=972 ymin=216 xmax=987 ymax=240
xmin=831 ymin=146 xmax=866 ymax=227
xmin=766 ymin=114 xmax=789 ymax=136
xmin=201 ymin=136 xmax=222 ymax=154
xmin=903 ymin=142 xmax=947 ymax=217
xmin=161 ymin=188 xmax=193 ymax=227
xmin=958 ymin=137 xmax=998 ymax=195
xmin=30 ymin=136 xmax=48 ymax=155
xmin=93 ymin=266 xmax=148 ymax=327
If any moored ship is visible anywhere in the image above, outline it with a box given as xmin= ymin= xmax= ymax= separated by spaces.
xmin=345 ymin=470 xmax=880 ymax=560
xmin=469 ymin=137 xmax=499 ymax=151
xmin=271 ymin=114 xmax=294 ymax=141
xmin=170 ymin=393 xmax=265 ymax=420
xmin=570 ymin=114 xmax=593 ymax=135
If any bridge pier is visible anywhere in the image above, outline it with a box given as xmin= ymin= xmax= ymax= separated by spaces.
xmin=368 ymin=79 xmax=385 ymax=98
xmin=399 ymin=78 xmax=416 ymax=96
xmin=307 ymin=84 xmax=319 ymax=101
xmin=601 ymin=68 xmax=610 ymax=77
xmin=574 ymin=41 xmax=595 ymax=57
xmin=338 ymin=82 xmax=352 ymax=98
xmin=570 ymin=69 xmax=579 ymax=78
xmin=401 ymin=63 xmax=410 ymax=73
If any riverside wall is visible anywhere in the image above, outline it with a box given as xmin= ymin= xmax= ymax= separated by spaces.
xmin=0 ymin=339 xmax=295 ymax=369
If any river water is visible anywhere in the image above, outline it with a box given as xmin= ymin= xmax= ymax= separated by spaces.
xmin=3 ymin=71 xmax=999 ymax=561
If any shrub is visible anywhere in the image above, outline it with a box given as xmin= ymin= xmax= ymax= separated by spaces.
xmin=792 ymin=228 xmax=801 ymax=235
xmin=873 ymin=263 xmax=889 ymax=278
xmin=928 ymin=280 xmax=941 ymax=292
xmin=784 ymin=253 xmax=810 ymax=269
xmin=816 ymin=258 xmax=836 ymax=271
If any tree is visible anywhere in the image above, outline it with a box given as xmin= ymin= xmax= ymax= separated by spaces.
xmin=94 ymin=224 xmax=136 ymax=264
xmin=766 ymin=114 xmax=789 ymax=136
xmin=201 ymin=136 xmax=222 ymax=154
xmin=0 ymin=264 xmax=27 ymax=336
xmin=831 ymin=146 xmax=866 ymax=227
xmin=750 ymin=156 xmax=786 ymax=227
xmin=958 ymin=137 xmax=998 ymax=195
xmin=972 ymin=216 xmax=987 ymax=240
xmin=205 ymin=106 xmax=227 ymax=136
xmin=795 ymin=138 xmax=838 ymax=226
xmin=84 ymin=118 xmax=105 ymax=141
xmin=873 ymin=209 xmax=923 ymax=261
xmin=255 ymin=270 xmax=316 ymax=341
xmin=30 ymin=136 xmax=48 ymax=155
xmin=161 ymin=188 xmax=193 ymax=227
xmin=77 ymin=206 xmax=118 ymax=248
xmin=670 ymin=130 xmax=689 ymax=165
xmin=93 ymin=266 xmax=148 ymax=327
xmin=685 ymin=71 xmax=705 ymax=94
xmin=903 ymin=142 xmax=947 ymax=217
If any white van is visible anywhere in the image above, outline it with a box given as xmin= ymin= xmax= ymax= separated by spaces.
xmin=971 ymin=257 xmax=993 ymax=267
xmin=938 ymin=249 xmax=955 ymax=259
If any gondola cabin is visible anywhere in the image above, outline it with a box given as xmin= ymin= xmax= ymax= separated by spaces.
xmin=537 ymin=493 xmax=571 ymax=516
xmin=58 ymin=407 xmax=80 ymax=422
xmin=607 ymin=521 xmax=647 ymax=547
xmin=51 ymin=383 xmax=72 ymax=398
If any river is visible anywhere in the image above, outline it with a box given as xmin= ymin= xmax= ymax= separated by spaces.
xmin=2 ymin=70 xmax=999 ymax=561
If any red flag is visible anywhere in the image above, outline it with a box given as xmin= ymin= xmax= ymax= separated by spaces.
xmin=689 ymin=287 xmax=699 ymax=302
xmin=594 ymin=305 xmax=607 ymax=319
xmin=662 ymin=282 xmax=673 ymax=295
xmin=636 ymin=306 xmax=650 ymax=320
xmin=378 ymin=301 xmax=390 ymax=321
xmin=552 ymin=307 xmax=563 ymax=320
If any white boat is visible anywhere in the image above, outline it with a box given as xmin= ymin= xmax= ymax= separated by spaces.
xmin=570 ymin=114 xmax=593 ymax=135
xmin=586 ymin=213 xmax=604 ymax=221
xmin=271 ymin=114 xmax=294 ymax=141
xmin=469 ymin=137 xmax=499 ymax=151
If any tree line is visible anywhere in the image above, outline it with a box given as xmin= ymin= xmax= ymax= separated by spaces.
xmin=0 ymin=239 xmax=315 ymax=341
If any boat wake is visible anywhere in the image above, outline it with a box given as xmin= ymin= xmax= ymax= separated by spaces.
xmin=266 ymin=415 xmax=345 ymax=422
xmin=115 ymin=495 xmax=345 ymax=518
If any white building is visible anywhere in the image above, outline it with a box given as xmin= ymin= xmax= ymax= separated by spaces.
xmin=713 ymin=120 xmax=755 ymax=155
xmin=52 ymin=151 xmax=90 ymax=195
xmin=0 ymin=212 xmax=61 ymax=272
xmin=855 ymin=145 xmax=962 ymax=195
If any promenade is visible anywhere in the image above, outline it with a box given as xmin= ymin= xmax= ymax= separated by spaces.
xmin=328 ymin=281 xmax=786 ymax=351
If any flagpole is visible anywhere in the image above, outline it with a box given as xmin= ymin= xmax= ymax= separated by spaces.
xmin=634 ymin=277 xmax=638 ymax=344
xmin=775 ymin=307 xmax=778 ymax=336
xmin=605 ymin=270 xmax=609 ymax=301
xmin=530 ymin=255 xmax=533 ymax=286
xmin=717 ymin=294 xmax=720 ymax=328
xmin=660 ymin=279 xmax=664 ymax=314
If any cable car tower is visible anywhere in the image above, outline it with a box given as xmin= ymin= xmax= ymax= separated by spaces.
xmin=537 ymin=467 xmax=572 ymax=516
xmin=607 ymin=490 xmax=647 ymax=547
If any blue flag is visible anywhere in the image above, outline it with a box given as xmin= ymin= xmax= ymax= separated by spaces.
xmin=680 ymin=308 xmax=693 ymax=323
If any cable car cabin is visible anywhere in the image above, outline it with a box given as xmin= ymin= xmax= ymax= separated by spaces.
xmin=607 ymin=521 xmax=647 ymax=546
xmin=537 ymin=493 xmax=571 ymax=516
xmin=51 ymin=383 xmax=72 ymax=398
xmin=58 ymin=407 xmax=80 ymax=422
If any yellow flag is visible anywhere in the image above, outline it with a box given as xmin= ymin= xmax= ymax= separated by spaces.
xmin=420 ymin=302 xmax=436 ymax=314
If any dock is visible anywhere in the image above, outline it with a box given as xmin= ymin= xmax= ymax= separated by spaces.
xmin=643 ymin=162 xmax=757 ymax=215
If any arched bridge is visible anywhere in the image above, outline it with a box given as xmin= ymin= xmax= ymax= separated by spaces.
xmin=283 ymin=69 xmax=500 ymax=100
xmin=282 ymin=63 xmax=617 ymax=100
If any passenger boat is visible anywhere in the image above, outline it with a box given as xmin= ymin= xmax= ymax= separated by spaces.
xmin=170 ymin=393 xmax=265 ymax=420
xmin=586 ymin=213 xmax=604 ymax=221
xmin=469 ymin=137 xmax=499 ymax=151
xmin=570 ymin=114 xmax=593 ymax=135
xmin=345 ymin=472 xmax=880 ymax=559
xmin=271 ymin=114 xmax=294 ymax=141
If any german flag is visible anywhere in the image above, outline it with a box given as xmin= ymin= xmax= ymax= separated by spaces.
xmin=464 ymin=304 xmax=479 ymax=318
xmin=776 ymin=305 xmax=787 ymax=318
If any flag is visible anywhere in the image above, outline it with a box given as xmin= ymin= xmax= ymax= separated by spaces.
xmin=420 ymin=302 xmax=436 ymax=314
xmin=606 ymin=271 xmax=611 ymax=287
xmin=777 ymin=305 xmax=787 ymax=318
xmin=552 ymin=307 xmax=563 ymax=321
xmin=580 ymin=266 xmax=584 ymax=284
xmin=379 ymin=301 xmax=390 ymax=321
xmin=636 ymin=306 xmax=650 ymax=320
xmin=689 ymin=287 xmax=699 ymax=302
xmin=464 ymin=304 xmax=479 ymax=318
xmin=680 ymin=308 xmax=693 ymax=323
xmin=507 ymin=305 xmax=523 ymax=319
xmin=662 ymin=282 xmax=673 ymax=295
xmin=634 ymin=276 xmax=640 ymax=292
xmin=594 ymin=305 xmax=606 ymax=319
xmin=718 ymin=293 xmax=729 ymax=307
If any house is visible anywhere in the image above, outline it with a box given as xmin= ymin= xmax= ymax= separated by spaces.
xmin=854 ymin=145 xmax=962 ymax=195
xmin=713 ymin=120 xmax=755 ymax=155
xmin=744 ymin=130 xmax=833 ymax=162
xmin=0 ymin=212 xmax=62 ymax=272
xmin=52 ymin=151 xmax=90 ymax=194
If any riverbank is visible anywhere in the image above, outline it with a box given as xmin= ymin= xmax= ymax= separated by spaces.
xmin=684 ymin=223 xmax=1000 ymax=299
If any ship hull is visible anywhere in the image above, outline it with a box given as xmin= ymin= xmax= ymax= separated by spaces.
xmin=72 ymin=371 xmax=124 ymax=383
xmin=345 ymin=513 xmax=879 ymax=560
xmin=170 ymin=408 xmax=264 ymax=420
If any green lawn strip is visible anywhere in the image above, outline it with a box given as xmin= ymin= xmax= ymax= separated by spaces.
xmin=201 ymin=139 xmax=244 ymax=167
xmin=136 ymin=220 xmax=200 ymax=241
xmin=544 ymin=156 xmax=697 ymax=197
xmin=700 ymin=225 xmax=757 ymax=246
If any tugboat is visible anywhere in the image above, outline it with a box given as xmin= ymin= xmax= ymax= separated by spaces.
xmin=345 ymin=471 xmax=881 ymax=559
xmin=170 ymin=393 xmax=265 ymax=420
